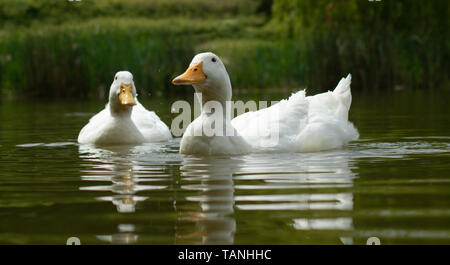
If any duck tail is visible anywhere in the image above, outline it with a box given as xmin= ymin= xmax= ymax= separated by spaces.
xmin=333 ymin=74 xmax=352 ymax=110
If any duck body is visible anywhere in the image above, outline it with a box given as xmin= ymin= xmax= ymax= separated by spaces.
xmin=78 ymin=71 xmax=171 ymax=145
xmin=172 ymin=52 xmax=359 ymax=155
xmin=78 ymin=100 xmax=171 ymax=145
xmin=131 ymin=101 xmax=172 ymax=142
xmin=180 ymin=112 xmax=251 ymax=155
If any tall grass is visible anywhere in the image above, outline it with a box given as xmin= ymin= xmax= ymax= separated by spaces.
xmin=271 ymin=0 xmax=449 ymax=91
xmin=0 ymin=0 xmax=262 ymax=28
xmin=0 ymin=17 xmax=263 ymax=98
xmin=0 ymin=0 xmax=447 ymax=98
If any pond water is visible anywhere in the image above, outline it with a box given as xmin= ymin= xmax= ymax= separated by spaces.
xmin=0 ymin=90 xmax=449 ymax=244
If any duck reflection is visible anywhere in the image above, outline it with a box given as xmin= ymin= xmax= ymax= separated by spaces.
xmin=178 ymin=150 xmax=356 ymax=245
xmin=178 ymin=155 xmax=240 ymax=244
xmin=78 ymin=143 xmax=357 ymax=244
xmin=97 ymin=224 xmax=139 ymax=244
xmin=78 ymin=144 xmax=168 ymax=244
xmin=234 ymin=151 xmax=356 ymax=245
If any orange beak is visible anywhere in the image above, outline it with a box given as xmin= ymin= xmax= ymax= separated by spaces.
xmin=119 ymin=83 xmax=136 ymax=106
xmin=172 ymin=61 xmax=206 ymax=85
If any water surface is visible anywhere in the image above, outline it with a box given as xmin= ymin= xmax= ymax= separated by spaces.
xmin=0 ymin=90 xmax=449 ymax=244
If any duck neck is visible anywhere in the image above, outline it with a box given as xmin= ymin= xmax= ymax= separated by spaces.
xmin=194 ymin=80 xmax=232 ymax=119
xmin=109 ymin=102 xmax=133 ymax=118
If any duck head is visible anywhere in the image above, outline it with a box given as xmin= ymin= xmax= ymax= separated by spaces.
xmin=109 ymin=71 xmax=137 ymax=114
xmin=172 ymin=52 xmax=232 ymax=105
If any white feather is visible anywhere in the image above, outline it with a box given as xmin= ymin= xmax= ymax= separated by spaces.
xmin=177 ymin=53 xmax=358 ymax=155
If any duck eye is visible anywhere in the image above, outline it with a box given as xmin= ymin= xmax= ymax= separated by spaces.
xmin=211 ymin=57 xmax=216 ymax=63
xmin=115 ymin=76 xmax=118 ymax=80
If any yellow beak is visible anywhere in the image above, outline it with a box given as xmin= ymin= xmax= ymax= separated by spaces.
xmin=172 ymin=61 xmax=206 ymax=85
xmin=119 ymin=83 xmax=136 ymax=106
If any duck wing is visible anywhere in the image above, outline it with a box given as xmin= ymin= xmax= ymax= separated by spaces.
xmin=232 ymin=74 xmax=358 ymax=152
xmin=77 ymin=105 xmax=110 ymax=143
xmin=131 ymin=100 xmax=172 ymax=142
xmin=231 ymin=90 xmax=309 ymax=152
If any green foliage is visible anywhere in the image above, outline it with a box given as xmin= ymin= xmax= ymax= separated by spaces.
xmin=0 ymin=0 xmax=447 ymax=98
xmin=0 ymin=0 xmax=260 ymax=28
xmin=0 ymin=16 xmax=263 ymax=98
xmin=0 ymin=0 xmax=272 ymax=98
xmin=271 ymin=0 xmax=449 ymax=90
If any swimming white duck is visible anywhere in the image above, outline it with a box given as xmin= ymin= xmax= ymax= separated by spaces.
xmin=172 ymin=52 xmax=359 ymax=155
xmin=78 ymin=71 xmax=172 ymax=145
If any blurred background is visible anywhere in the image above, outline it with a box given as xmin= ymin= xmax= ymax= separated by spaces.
xmin=0 ymin=0 xmax=447 ymax=99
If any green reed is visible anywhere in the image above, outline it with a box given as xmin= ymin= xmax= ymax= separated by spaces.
xmin=0 ymin=0 xmax=447 ymax=98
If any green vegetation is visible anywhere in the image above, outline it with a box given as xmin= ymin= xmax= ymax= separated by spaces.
xmin=0 ymin=16 xmax=264 ymax=98
xmin=0 ymin=0 xmax=447 ymax=98
xmin=271 ymin=0 xmax=449 ymax=92
xmin=0 ymin=0 xmax=261 ymax=27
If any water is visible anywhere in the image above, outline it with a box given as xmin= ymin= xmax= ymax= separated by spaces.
xmin=0 ymin=90 xmax=449 ymax=244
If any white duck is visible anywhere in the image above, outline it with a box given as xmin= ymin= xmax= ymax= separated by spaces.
xmin=78 ymin=71 xmax=172 ymax=145
xmin=172 ymin=52 xmax=359 ymax=155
